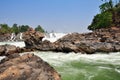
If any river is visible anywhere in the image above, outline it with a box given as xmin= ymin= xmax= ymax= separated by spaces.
xmin=0 ymin=39 xmax=120 ymax=80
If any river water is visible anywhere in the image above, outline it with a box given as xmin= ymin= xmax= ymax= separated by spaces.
xmin=33 ymin=51 xmax=120 ymax=80
xmin=0 ymin=40 xmax=120 ymax=80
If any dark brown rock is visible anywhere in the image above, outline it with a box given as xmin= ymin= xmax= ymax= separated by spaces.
xmin=0 ymin=53 xmax=61 ymax=80
xmin=0 ymin=45 xmax=19 ymax=56
xmin=23 ymin=27 xmax=120 ymax=54
xmin=53 ymin=27 xmax=120 ymax=53
xmin=23 ymin=28 xmax=44 ymax=49
xmin=0 ymin=33 xmax=11 ymax=42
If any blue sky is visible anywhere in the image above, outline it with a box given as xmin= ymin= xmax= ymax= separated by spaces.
xmin=0 ymin=0 xmax=102 ymax=33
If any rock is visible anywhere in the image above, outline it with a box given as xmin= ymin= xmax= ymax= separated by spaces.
xmin=0 ymin=44 xmax=20 ymax=56
xmin=23 ymin=27 xmax=120 ymax=54
xmin=0 ymin=33 xmax=11 ymax=42
xmin=23 ymin=28 xmax=44 ymax=49
xmin=0 ymin=53 xmax=61 ymax=80
xmin=35 ymin=40 xmax=56 ymax=51
xmin=53 ymin=27 xmax=120 ymax=53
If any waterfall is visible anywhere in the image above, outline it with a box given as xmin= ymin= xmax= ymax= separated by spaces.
xmin=9 ymin=33 xmax=16 ymax=41
xmin=20 ymin=32 xmax=23 ymax=40
xmin=49 ymin=33 xmax=56 ymax=38
xmin=9 ymin=33 xmax=23 ymax=41
xmin=43 ymin=32 xmax=67 ymax=42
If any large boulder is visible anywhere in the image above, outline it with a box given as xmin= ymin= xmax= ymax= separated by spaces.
xmin=53 ymin=33 xmax=86 ymax=53
xmin=53 ymin=27 xmax=120 ymax=53
xmin=35 ymin=40 xmax=56 ymax=51
xmin=23 ymin=28 xmax=44 ymax=49
xmin=0 ymin=53 xmax=61 ymax=80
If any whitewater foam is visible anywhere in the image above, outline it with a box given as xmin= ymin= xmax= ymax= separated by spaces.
xmin=0 ymin=56 xmax=6 ymax=61
xmin=43 ymin=33 xmax=67 ymax=42
xmin=0 ymin=41 xmax=25 ymax=48
xmin=24 ymin=51 xmax=120 ymax=66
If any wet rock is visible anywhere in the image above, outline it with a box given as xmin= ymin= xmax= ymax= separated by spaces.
xmin=0 ymin=53 xmax=61 ymax=80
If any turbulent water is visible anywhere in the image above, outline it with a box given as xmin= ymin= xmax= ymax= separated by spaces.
xmin=43 ymin=32 xmax=67 ymax=42
xmin=22 ymin=51 xmax=120 ymax=80
xmin=0 ymin=41 xmax=25 ymax=48
xmin=0 ymin=33 xmax=120 ymax=80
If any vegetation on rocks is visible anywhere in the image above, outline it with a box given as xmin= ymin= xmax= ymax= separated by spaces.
xmin=0 ymin=24 xmax=45 ymax=34
xmin=35 ymin=25 xmax=45 ymax=33
xmin=88 ymin=0 xmax=120 ymax=30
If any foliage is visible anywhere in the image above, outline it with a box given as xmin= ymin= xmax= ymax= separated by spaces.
xmin=88 ymin=12 xmax=113 ymax=30
xmin=99 ymin=0 xmax=113 ymax=13
xmin=88 ymin=0 xmax=120 ymax=30
xmin=0 ymin=23 xmax=45 ymax=34
xmin=0 ymin=24 xmax=11 ymax=34
xmin=35 ymin=25 xmax=45 ymax=33
xmin=11 ymin=24 xmax=20 ymax=34
xmin=19 ymin=25 xmax=30 ymax=32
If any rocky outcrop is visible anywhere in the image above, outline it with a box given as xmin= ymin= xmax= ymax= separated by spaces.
xmin=0 ymin=53 xmax=61 ymax=80
xmin=23 ymin=28 xmax=44 ymax=49
xmin=0 ymin=45 xmax=21 ymax=56
xmin=24 ymin=27 xmax=120 ymax=54
xmin=0 ymin=33 xmax=11 ymax=42
xmin=54 ymin=27 xmax=120 ymax=53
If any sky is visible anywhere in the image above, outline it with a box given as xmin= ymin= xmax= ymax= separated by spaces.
xmin=0 ymin=0 xmax=103 ymax=33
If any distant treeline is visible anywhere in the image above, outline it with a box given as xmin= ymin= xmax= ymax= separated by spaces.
xmin=88 ymin=0 xmax=120 ymax=30
xmin=0 ymin=23 xmax=45 ymax=34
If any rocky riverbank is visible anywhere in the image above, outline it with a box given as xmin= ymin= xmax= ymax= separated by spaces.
xmin=0 ymin=27 xmax=119 ymax=80
xmin=0 ymin=28 xmax=61 ymax=80
xmin=24 ymin=27 xmax=120 ymax=54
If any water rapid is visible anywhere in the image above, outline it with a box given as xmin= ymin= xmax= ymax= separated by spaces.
xmin=0 ymin=33 xmax=120 ymax=80
xmin=23 ymin=51 xmax=120 ymax=80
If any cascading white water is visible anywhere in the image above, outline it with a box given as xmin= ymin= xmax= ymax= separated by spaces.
xmin=43 ymin=32 xmax=67 ymax=42
xmin=19 ymin=32 xmax=23 ymax=40
xmin=9 ymin=33 xmax=23 ymax=41
xmin=9 ymin=33 xmax=16 ymax=41
xmin=0 ymin=41 xmax=25 ymax=48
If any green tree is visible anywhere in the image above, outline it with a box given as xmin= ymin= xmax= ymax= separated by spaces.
xmin=19 ymin=25 xmax=30 ymax=32
xmin=35 ymin=25 xmax=45 ymax=33
xmin=11 ymin=23 xmax=20 ymax=34
xmin=99 ymin=0 xmax=113 ymax=13
xmin=88 ymin=0 xmax=120 ymax=30
xmin=0 ymin=24 xmax=11 ymax=34
xmin=88 ymin=12 xmax=113 ymax=30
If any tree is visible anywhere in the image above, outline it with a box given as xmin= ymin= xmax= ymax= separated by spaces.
xmin=19 ymin=25 xmax=30 ymax=32
xmin=35 ymin=25 xmax=45 ymax=33
xmin=11 ymin=23 xmax=20 ymax=34
xmin=88 ymin=0 xmax=120 ymax=30
xmin=0 ymin=24 xmax=11 ymax=34
xmin=88 ymin=12 xmax=113 ymax=30
xmin=100 ymin=0 xmax=113 ymax=13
